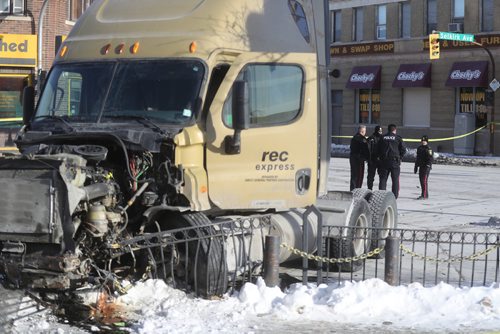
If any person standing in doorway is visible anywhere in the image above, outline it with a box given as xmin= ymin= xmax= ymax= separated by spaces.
xmin=377 ymin=124 xmax=406 ymax=198
xmin=349 ymin=125 xmax=369 ymax=191
xmin=367 ymin=125 xmax=383 ymax=190
xmin=414 ymin=135 xmax=433 ymax=199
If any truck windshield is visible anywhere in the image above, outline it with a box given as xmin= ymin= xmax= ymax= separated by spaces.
xmin=35 ymin=60 xmax=205 ymax=125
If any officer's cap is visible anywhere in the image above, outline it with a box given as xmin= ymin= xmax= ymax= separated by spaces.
xmin=421 ymin=135 xmax=429 ymax=142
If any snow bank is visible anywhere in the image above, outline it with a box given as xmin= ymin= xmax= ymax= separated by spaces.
xmin=115 ymin=278 xmax=500 ymax=333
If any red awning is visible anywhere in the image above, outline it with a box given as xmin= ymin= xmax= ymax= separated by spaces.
xmin=392 ymin=63 xmax=431 ymax=88
xmin=445 ymin=61 xmax=489 ymax=87
xmin=345 ymin=65 xmax=381 ymax=89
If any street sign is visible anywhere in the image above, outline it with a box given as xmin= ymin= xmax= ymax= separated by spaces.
xmin=489 ymin=79 xmax=500 ymax=92
xmin=438 ymin=31 xmax=475 ymax=43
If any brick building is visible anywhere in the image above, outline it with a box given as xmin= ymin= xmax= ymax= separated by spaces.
xmin=329 ymin=0 xmax=500 ymax=155
xmin=0 ymin=0 xmax=93 ymax=146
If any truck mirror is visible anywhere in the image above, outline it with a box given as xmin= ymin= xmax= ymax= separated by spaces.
xmin=224 ymin=80 xmax=250 ymax=154
xmin=22 ymin=86 xmax=35 ymax=125
xmin=231 ymin=80 xmax=249 ymax=130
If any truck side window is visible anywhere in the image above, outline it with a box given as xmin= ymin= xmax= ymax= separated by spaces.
xmin=223 ymin=64 xmax=303 ymax=128
xmin=288 ymin=0 xmax=310 ymax=43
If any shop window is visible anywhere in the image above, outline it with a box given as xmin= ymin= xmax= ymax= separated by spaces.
xmin=458 ymin=87 xmax=487 ymax=128
xmin=481 ymin=0 xmax=494 ymax=32
xmin=426 ymin=0 xmax=437 ymax=34
xmin=223 ymin=64 xmax=303 ymax=128
xmin=68 ymin=0 xmax=93 ymax=22
xmin=357 ymin=89 xmax=379 ymax=124
xmin=376 ymin=5 xmax=386 ymax=40
xmin=330 ymin=10 xmax=341 ymax=44
xmin=354 ymin=7 xmax=363 ymax=42
xmin=400 ymin=2 xmax=411 ymax=38
xmin=0 ymin=0 xmax=26 ymax=15
xmin=403 ymin=88 xmax=431 ymax=127
xmin=0 ymin=75 xmax=26 ymax=128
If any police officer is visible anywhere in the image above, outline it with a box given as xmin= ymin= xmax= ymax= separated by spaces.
xmin=367 ymin=125 xmax=383 ymax=190
xmin=414 ymin=135 xmax=433 ymax=199
xmin=377 ymin=124 xmax=406 ymax=199
xmin=349 ymin=125 xmax=369 ymax=191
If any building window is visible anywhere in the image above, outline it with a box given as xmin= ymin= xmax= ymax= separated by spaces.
xmin=400 ymin=2 xmax=411 ymax=38
xmin=331 ymin=10 xmax=341 ymax=43
xmin=481 ymin=0 xmax=494 ymax=32
xmin=458 ymin=87 xmax=487 ymax=128
xmin=68 ymin=0 xmax=93 ymax=22
xmin=376 ymin=5 xmax=386 ymax=40
xmin=452 ymin=0 xmax=464 ymax=22
xmin=223 ymin=64 xmax=304 ymax=128
xmin=403 ymin=89 xmax=431 ymax=127
xmin=426 ymin=0 xmax=437 ymax=34
xmin=354 ymin=7 xmax=364 ymax=42
xmin=357 ymin=89 xmax=380 ymax=124
xmin=0 ymin=76 xmax=28 ymax=128
xmin=0 ymin=0 xmax=25 ymax=15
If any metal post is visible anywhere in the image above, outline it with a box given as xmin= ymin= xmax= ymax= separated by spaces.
xmin=37 ymin=0 xmax=50 ymax=92
xmin=263 ymin=235 xmax=280 ymax=287
xmin=384 ymin=236 xmax=400 ymax=286
xmin=473 ymin=41 xmax=496 ymax=155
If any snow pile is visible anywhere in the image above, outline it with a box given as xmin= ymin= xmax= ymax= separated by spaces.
xmin=115 ymin=278 xmax=500 ymax=333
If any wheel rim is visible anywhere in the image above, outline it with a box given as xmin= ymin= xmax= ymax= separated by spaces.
xmin=352 ymin=213 xmax=368 ymax=255
xmin=380 ymin=206 xmax=395 ymax=239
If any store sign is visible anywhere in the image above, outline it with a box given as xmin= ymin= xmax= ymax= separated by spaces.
xmin=331 ymin=41 xmax=394 ymax=57
xmin=0 ymin=34 xmax=37 ymax=67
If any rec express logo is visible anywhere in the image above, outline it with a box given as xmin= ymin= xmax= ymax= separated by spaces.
xmin=350 ymin=73 xmax=375 ymax=83
xmin=450 ymin=69 xmax=481 ymax=81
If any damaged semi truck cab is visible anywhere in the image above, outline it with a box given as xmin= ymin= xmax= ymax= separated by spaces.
xmin=0 ymin=0 xmax=396 ymax=295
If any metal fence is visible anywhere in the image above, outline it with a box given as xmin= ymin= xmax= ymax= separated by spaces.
xmin=117 ymin=215 xmax=500 ymax=298
xmin=318 ymin=226 xmax=500 ymax=288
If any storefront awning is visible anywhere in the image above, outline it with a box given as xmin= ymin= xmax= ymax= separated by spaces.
xmin=445 ymin=61 xmax=489 ymax=87
xmin=345 ymin=65 xmax=381 ymax=89
xmin=392 ymin=63 xmax=431 ymax=88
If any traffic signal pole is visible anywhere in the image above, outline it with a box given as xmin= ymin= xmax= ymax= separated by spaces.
xmin=472 ymin=41 xmax=496 ymax=156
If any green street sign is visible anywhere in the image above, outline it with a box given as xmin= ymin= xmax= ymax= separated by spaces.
xmin=438 ymin=31 xmax=475 ymax=42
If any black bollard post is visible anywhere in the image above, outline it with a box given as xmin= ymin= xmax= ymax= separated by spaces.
xmin=384 ymin=236 xmax=400 ymax=286
xmin=263 ymin=235 xmax=281 ymax=287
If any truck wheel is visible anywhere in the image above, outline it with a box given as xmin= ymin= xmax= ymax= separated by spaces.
xmin=151 ymin=212 xmax=228 ymax=297
xmin=352 ymin=188 xmax=372 ymax=201
xmin=325 ymin=198 xmax=371 ymax=272
xmin=367 ymin=190 xmax=397 ymax=258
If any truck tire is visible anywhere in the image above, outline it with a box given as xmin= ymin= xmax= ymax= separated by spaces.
xmin=325 ymin=198 xmax=371 ymax=272
xmin=352 ymin=188 xmax=372 ymax=201
xmin=367 ymin=190 xmax=397 ymax=258
xmin=152 ymin=212 xmax=228 ymax=297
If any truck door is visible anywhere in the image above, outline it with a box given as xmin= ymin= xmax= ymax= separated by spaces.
xmin=205 ymin=52 xmax=318 ymax=210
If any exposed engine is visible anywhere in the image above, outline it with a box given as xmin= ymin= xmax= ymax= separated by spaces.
xmin=0 ymin=138 xmax=184 ymax=290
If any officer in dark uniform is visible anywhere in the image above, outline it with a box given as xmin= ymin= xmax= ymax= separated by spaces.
xmin=349 ymin=125 xmax=369 ymax=191
xmin=367 ymin=125 xmax=383 ymax=190
xmin=414 ymin=135 xmax=433 ymax=199
xmin=377 ymin=124 xmax=406 ymax=199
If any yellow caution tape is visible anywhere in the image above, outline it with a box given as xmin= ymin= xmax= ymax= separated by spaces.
xmin=0 ymin=117 xmax=22 ymax=122
xmin=333 ymin=122 xmax=500 ymax=143
xmin=0 ymin=147 xmax=18 ymax=151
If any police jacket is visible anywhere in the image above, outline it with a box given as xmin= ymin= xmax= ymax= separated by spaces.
xmin=377 ymin=132 xmax=406 ymax=165
xmin=350 ymin=133 xmax=369 ymax=161
xmin=415 ymin=144 xmax=433 ymax=168
xmin=367 ymin=132 xmax=382 ymax=163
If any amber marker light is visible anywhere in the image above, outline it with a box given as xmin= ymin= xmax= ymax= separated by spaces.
xmin=116 ymin=43 xmax=125 ymax=54
xmin=130 ymin=42 xmax=140 ymax=54
xmin=200 ymin=185 xmax=207 ymax=193
xmin=101 ymin=43 xmax=111 ymax=55
xmin=59 ymin=45 xmax=68 ymax=57
xmin=189 ymin=41 xmax=197 ymax=53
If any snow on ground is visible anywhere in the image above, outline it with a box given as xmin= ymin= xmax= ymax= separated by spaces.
xmin=13 ymin=277 xmax=500 ymax=333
